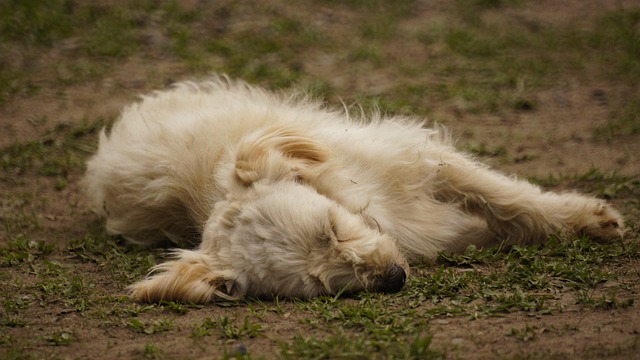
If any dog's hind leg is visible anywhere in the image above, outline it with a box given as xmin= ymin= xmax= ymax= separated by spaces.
xmin=432 ymin=153 xmax=624 ymax=246
xmin=129 ymin=250 xmax=241 ymax=303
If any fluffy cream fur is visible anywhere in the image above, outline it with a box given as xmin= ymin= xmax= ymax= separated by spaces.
xmin=83 ymin=77 xmax=625 ymax=303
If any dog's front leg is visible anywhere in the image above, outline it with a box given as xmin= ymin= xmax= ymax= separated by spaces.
xmin=129 ymin=250 xmax=240 ymax=303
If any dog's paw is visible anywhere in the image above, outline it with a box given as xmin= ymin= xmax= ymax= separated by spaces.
xmin=576 ymin=201 xmax=625 ymax=241
xmin=128 ymin=257 xmax=240 ymax=303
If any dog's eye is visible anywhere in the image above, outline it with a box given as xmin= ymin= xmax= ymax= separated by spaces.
xmin=316 ymin=215 xmax=339 ymax=244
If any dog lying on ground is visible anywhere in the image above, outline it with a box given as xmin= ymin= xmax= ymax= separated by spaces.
xmin=83 ymin=77 xmax=625 ymax=303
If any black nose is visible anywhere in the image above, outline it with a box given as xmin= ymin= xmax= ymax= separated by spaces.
xmin=382 ymin=264 xmax=406 ymax=293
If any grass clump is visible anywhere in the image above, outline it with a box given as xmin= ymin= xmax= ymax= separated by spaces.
xmin=0 ymin=119 xmax=102 ymax=186
xmin=0 ymin=0 xmax=74 ymax=45
xmin=128 ymin=318 xmax=174 ymax=335
xmin=46 ymin=331 xmax=72 ymax=346
xmin=593 ymin=99 xmax=640 ymax=143
xmin=192 ymin=316 xmax=263 ymax=340
xmin=67 ymin=222 xmax=160 ymax=284
xmin=83 ymin=15 xmax=138 ymax=58
xmin=0 ymin=235 xmax=54 ymax=266
xmin=590 ymin=10 xmax=640 ymax=81
xmin=280 ymin=331 xmax=440 ymax=360
xmin=529 ymin=167 xmax=640 ymax=202
xmin=413 ymin=235 xmax=639 ymax=317
xmin=203 ymin=15 xmax=323 ymax=87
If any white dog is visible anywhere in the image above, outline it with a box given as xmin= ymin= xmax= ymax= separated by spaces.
xmin=83 ymin=77 xmax=624 ymax=303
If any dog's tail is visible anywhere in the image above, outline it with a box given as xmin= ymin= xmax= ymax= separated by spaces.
xmin=128 ymin=250 xmax=241 ymax=303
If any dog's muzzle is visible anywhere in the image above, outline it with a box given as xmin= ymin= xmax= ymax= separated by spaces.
xmin=381 ymin=264 xmax=407 ymax=293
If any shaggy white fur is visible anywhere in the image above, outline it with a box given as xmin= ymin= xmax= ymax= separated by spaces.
xmin=83 ymin=77 xmax=625 ymax=303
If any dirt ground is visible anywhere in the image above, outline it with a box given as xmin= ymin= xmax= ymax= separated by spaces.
xmin=1 ymin=0 xmax=639 ymax=359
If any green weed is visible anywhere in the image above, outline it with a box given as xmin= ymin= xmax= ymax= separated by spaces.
xmin=0 ymin=68 xmax=23 ymax=105
xmin=192 ymin=316 xmax=263 ymax=339
xmin=46 ymin=331 xmax=72 ymax=346
xmin=83 ymin=15 xmax=138 ymax=58
xmin=593 ymin=99 xmax=640 ymax=142
xmin=509 ymin=324 xmax=541 ymax=342
xmin=528 ymin=168 xmax=640 ymax=203
xmin=0 ymin=235 xmax=53 ymax=266
xmin=128 ymin=318 xmax=174 ymax=335
xmin=576 ymin=290 xmax=635 ymax=310
xmin=67 ymin=221 xmax=160 ymax=284
xmin=0 ymin=119 xmax=102 ymax=185
xmin=0 ymin=0 xmax=74 ymax=45
xmin=590 ymin=10 xmax=640 ymax=81
xmin=280 ymin=330 xmax=440 ymax=360
xmin=1 ymin=292 xmax=29 ymax=328
xmin=142 ymin=343 xmax=163 ymax=359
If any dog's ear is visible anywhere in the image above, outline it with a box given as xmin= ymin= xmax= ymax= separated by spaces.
xmin=234 ymin=126 xmax=329 ymax=186
xmin=129 ymin=250 xmax=242 ymax=303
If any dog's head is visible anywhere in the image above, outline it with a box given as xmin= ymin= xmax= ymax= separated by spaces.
xmin=204 ymin=181 xmax=408 ymax=299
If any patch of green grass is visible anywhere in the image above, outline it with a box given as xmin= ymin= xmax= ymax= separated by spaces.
xmin=1 ymin=291 xmax=29 ymax=328
xmin=0 ymin=334 xmax=35 ymax=360
xmin=0 ymin=0 xmax=74 ymax=45
xmin=350 ymin=95 xmax=408 ymax=118
xmin=141 ymin=343 xmax=163 ymax=359
xmin=593 ymin=99 xmax=640 ymax=143
xmin=302 ymin=292 xmax=424 ymax=332
xmin=466 ymin=142 xmax=508 ymax=158
xmin=0 ymin=119 xmax=102 ymax=186
xmin=46 ymin=331 xmax=72 ymax=346
xmin=413 ymin=236 xmax=638 ymax=317
xmin=456 ymin=0 xmax=524 ymax=10
xmin=101 ymin=301 xmax=155 ymax=318
xmin=589 ymin=10 xmax=640 ymax=81
xmin=315 ymin=0 xmax=417 ymax=15
xmin=246 ymin=298 xmax=287 ymax=320
xmin=381 ymin=84 xmax=433 ymax=116
xmin=280 ymin=330 xmax=440 ymax=360
xmin=1 ymin=193 xmax=43 ymax=238
xmin=569 ymin=168 xmax=640 ymax=201
xmin=360 ymin=16 xmax=397 ymax=40
xmin=128 ymin=318 xmax=174 ymax=335
xmin=56 ymin=59 xmax=111 ymax=86
xmin=349 ymin=46 xmax=384 ymax=66
xmin=445 ymin=28 xmax=505 ymax=58
xmin=202 ymin=15 xmax=324 ymax=87
xmin=438 ymin=244 xmax=502 ymax=266
xmin=0 ymin=67 xmax=23 ymax=105
xmin=509 ymin=324 xmax=541 ymax=342
xmin=192 ymin=316 xmax=263 ymax=340
xmin=33 ymin=260 xmax=96 ymax=312
xmin=412 ymin=8 xmax=640 ymax=113
xmin=67 ymin=222 xmax=160 ymax=284
xmin=0 ymin=235 xmax=54 ymax=266
xmin=576 ymin=289 xmax=634 ymax=310
xmin=1 ymin=239 xmax=108 ymax=322
xmin=529 ymin=168 xmax=640 ymax=202
xmin=83 ymin=15 xmax=138 ymax=58
xmin=157 ymin=300 xmax=198 ymax=315
xmin=581 ymin=333 xmax=640 ymax=359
